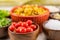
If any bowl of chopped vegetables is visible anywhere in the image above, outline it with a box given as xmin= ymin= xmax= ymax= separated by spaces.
xmin=10 ymin=5 xmax=50 ymax=25
xmin=0 ymin=17 xmax=11 ymax=38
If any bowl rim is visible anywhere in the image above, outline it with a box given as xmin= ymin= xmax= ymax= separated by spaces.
xmin=10 ymin=6 xmax=50 ymax=17
xmin=8 ymin=23 xmax=39 ymax=35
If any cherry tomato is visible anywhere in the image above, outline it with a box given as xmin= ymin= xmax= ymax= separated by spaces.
xmin=9 ymin=25 xmax=15 ymax=32
xmin=30 ymin=25 xmax=36 ymax=30
xmin=15 ymin=22 xmax=23 ymax=28
xmin=26 ymin=27 xmax=33 ymax=32
xmin=22 ymin=22 xmax=28 ymax=27
xmin=16 ymin=27 xmax=27 ymax=33
xmin=12 ymin=22 xmax=16 ymax=26
xmin=15 ymin=28 xmax=20 ymax=33
xmin=26 ymin=20 xmax=32 ymax=25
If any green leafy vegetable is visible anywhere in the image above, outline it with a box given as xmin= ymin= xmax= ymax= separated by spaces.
xmin=0 ymin=10 xmax=10 ymax=18
xmin=0 ymin=17 xmax=11 ymax=28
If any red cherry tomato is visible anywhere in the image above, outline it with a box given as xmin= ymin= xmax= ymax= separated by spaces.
xmin=22 ymin=22 xmax=28 ymax=27
xmin=30 ymin=25 xmax=36 ymax=30
xmin=15 ymin=22 xmax=23 ymax=28
xmin=26 ymin=20 xmax=32 ymax=25
xmin=9 ymin=25 xmax=15 ymax=32
xmin=26 ymin=27 xmax=33 ymax=32
xmin=15 ymin=28 xmax=20 ymax=33
xmin=12 ymin=22 xmax=16 ymax=26
xmin=16 ymin=27 xmax=27 ymax=33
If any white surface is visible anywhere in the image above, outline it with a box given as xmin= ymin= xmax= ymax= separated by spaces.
xmin=44 ymin=19 xmax=60 ymax=30
xmin=37 ymin=33 xmax=46 ymax=40
xmin=45 ymin=6 xmax=60 ymax=12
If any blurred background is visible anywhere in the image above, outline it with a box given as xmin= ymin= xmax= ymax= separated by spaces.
xmin=0 ymin=0 xmax=60 ymax=6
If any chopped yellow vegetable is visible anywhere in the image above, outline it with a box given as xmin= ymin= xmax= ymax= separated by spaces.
xmin=14 ymin=5 xmax=47 ymax=16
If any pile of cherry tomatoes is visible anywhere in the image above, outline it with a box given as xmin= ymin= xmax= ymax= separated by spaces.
xmin=9 ymin=20 xmax=37 ymax=33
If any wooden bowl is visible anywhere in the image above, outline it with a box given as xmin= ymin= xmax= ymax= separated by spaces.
xmin=8 ymin=23 xmax=39 ymax=40
xmin=10 ymin=6 xmax=50 ymax=25
xmin=43 ymin=21 xmax=60 ymax=40
xmin=0 ymin=19 xmax=11 ymax=38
